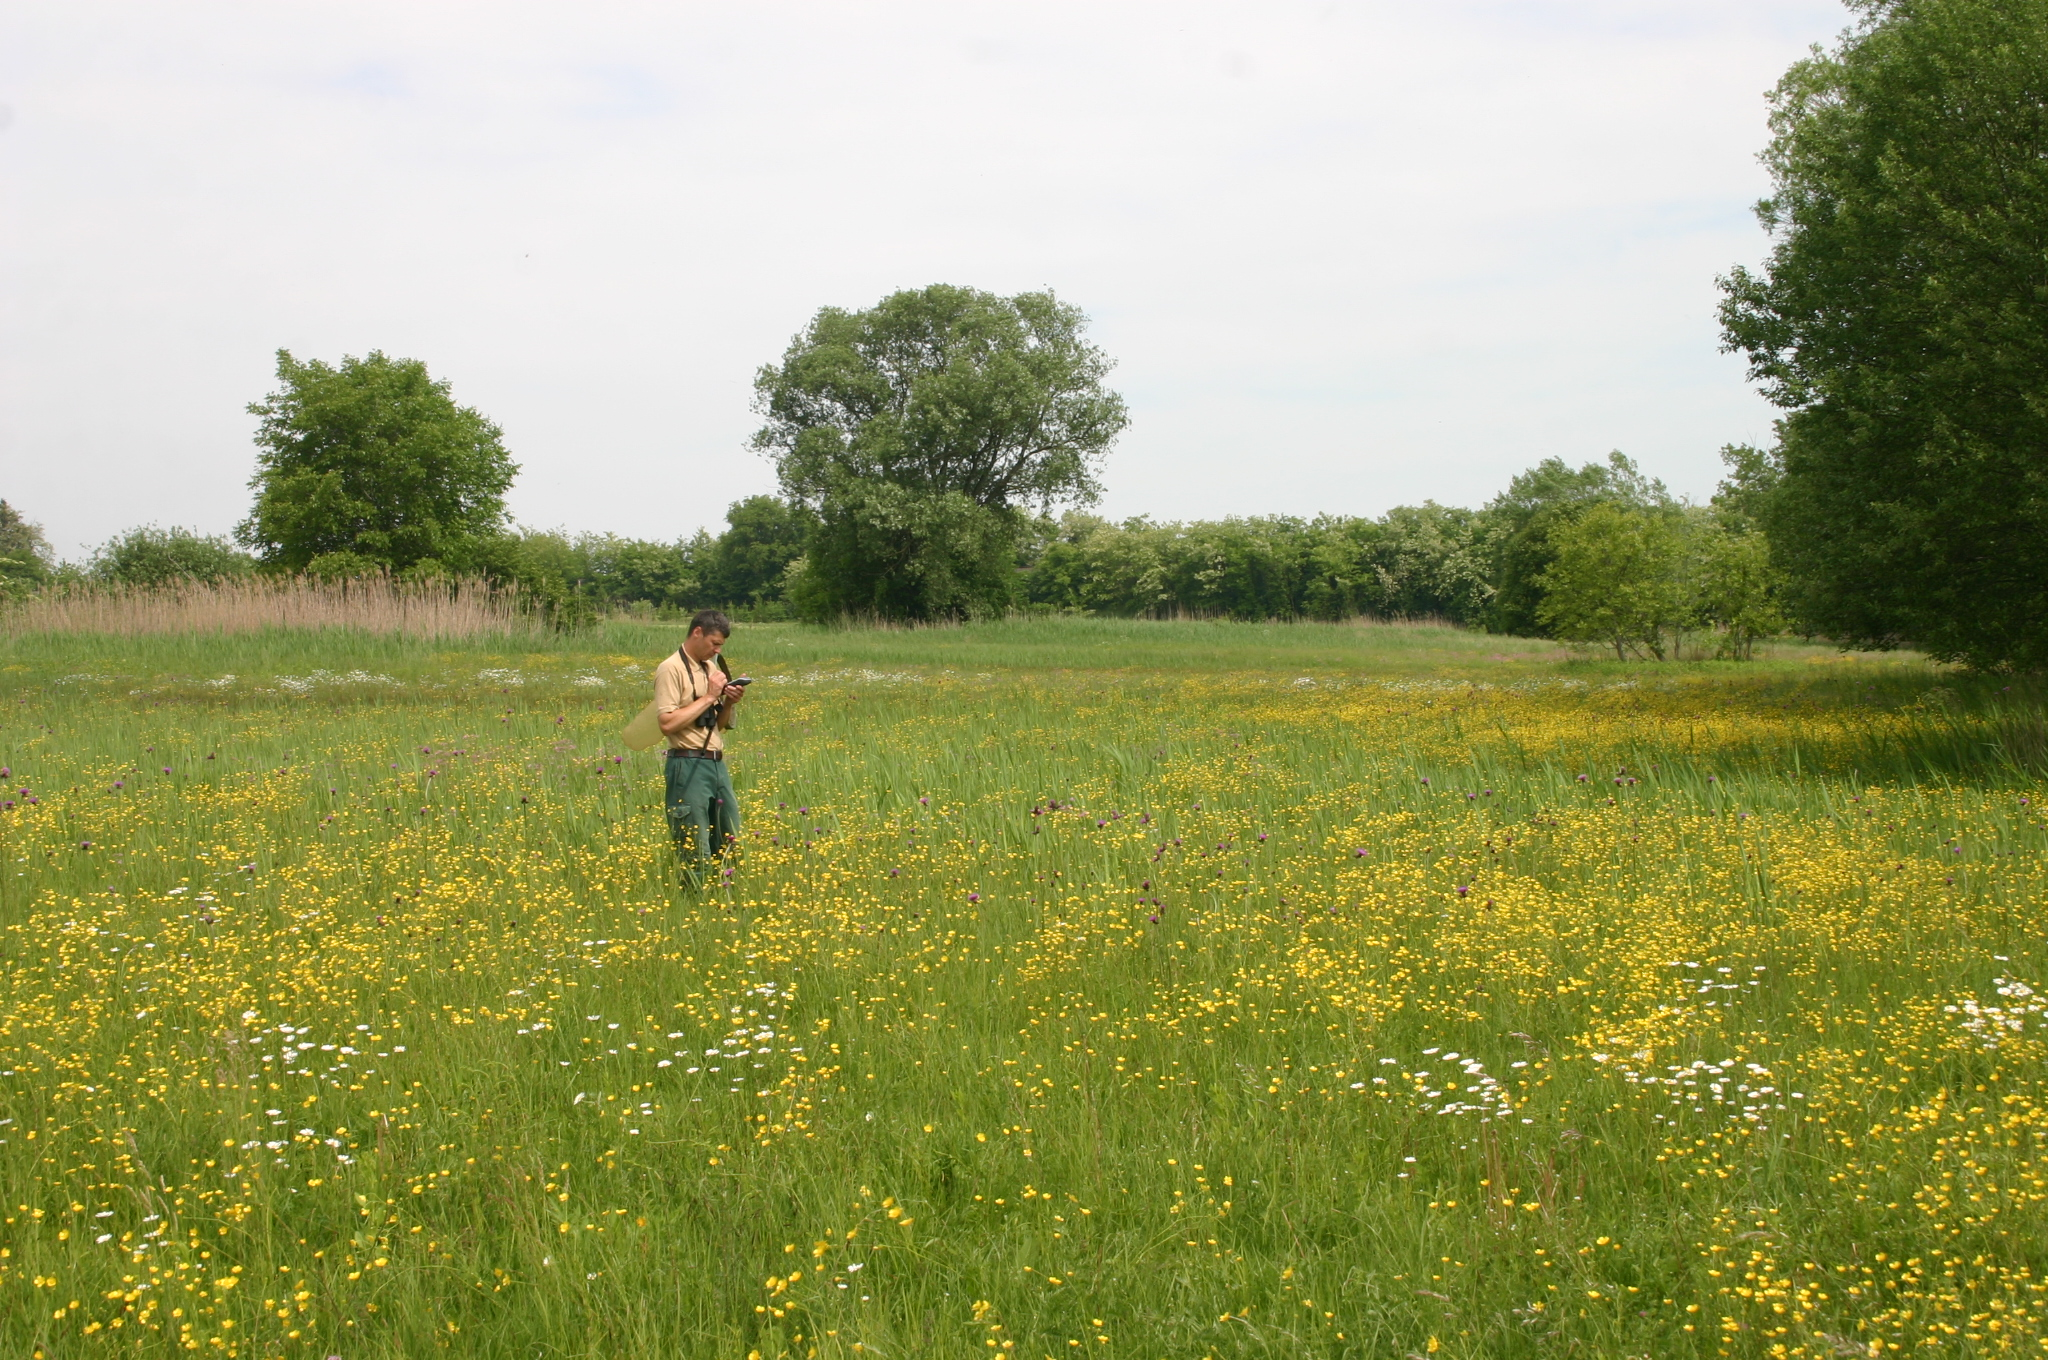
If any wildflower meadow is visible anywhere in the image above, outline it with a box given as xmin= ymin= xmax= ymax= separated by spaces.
xmin=1 ymin=618 xmax=2044 ymax=1359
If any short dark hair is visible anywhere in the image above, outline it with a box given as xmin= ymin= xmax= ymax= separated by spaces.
xmin=688 ymin=608 xmax=732 ymax=638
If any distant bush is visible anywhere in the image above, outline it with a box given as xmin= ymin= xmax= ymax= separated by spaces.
xmin=88 ymin=526 xmax=257 ymax=587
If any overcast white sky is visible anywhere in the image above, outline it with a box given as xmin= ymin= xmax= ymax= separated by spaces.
xmin=0 ymin=0 xmax=1848 ymax=559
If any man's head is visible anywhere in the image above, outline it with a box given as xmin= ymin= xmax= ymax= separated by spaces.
xmin=682 ymin=608 xmax=732 ymax=662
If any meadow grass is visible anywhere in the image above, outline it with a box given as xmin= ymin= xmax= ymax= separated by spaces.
xmin=1 ymin=621 xmax=2045 ymax=1358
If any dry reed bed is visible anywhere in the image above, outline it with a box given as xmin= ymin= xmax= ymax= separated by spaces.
xmin=1 ymin=576 xmax=533 ymax=638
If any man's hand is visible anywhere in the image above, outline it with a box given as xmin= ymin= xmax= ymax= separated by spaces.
xmin=714 ymin=680 xmax=746 ymax=729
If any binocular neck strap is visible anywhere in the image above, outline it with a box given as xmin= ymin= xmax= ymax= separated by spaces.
xmin=677 ymin=646 xmax=731 ymax=685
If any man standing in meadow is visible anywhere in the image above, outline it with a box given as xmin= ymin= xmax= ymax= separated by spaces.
xmin=655 ymin=609 xmax=747 ymax=888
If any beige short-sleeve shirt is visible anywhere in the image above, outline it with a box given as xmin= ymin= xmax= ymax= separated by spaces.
xmin=654 ymin=649 xmax=727 ymax=753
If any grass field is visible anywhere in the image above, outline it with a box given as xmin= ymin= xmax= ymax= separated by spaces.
xmin=2 ymin=618 xmax=2046 ymax=1358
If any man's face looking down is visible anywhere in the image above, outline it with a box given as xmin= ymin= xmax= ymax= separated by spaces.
xmin=682 ymin=627 xmax=727 ymax=664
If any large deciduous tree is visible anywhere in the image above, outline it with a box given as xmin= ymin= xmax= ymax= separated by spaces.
xmin=1718 ymin=0 xmax=2048 ymax=670
xmin=752 ymin=285 xmax=1128 ymax=620
xmin=237 ymin=350 xmax=518 ymax=577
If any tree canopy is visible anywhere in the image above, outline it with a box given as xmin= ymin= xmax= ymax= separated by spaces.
xmin=237 ymin=350 xmax=517 ymax=576
xmin=1719 ymin=0 xmax=2048 ymax=669
xmin=752 ymin=286 xmax=1127 ymax=620
xmin=754 ymin=285 xmax=1128 ymax=514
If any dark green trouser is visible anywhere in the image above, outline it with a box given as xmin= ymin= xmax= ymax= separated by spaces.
xmin=664 ymin=754 xmax=740 ymax=883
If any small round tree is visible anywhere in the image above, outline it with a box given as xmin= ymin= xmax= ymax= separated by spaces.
xmin=237 ymin=350 xmax=517 ymax=577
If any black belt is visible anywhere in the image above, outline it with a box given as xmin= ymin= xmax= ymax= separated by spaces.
xmin=667 ymin=747 xmax=724 ymax=762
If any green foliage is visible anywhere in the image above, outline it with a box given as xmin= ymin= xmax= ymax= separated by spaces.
xmin=300 ymin=551 xmax=389 ymax=583
xmin=85 ymin=525 xmax=256 ymax=587
xmin=238 ymin=350 xmax=518 ymax=575
xmin=1527 ymin=490 xmax=1790 ymax=663
xmin=1480 ymin=452 xmax=1672 ymax=636
xmin=460 ymin=532 xmax=590 ymax=629
xmin=1708 ymin=443 xmax=1778 ymax=537
xmin=1690 ymin=523 xmax=1787 ymax=660
xmin=1021 ymin=506 xmax=1492 ymax=623
xmin=754 ymin=285 xmax=1128 ymax=619
xmin=1718 ymin=0 xmax=2048 ymax=670
xmin=552 ymin=532 xmax=700 ymax=614
xmin=792 ymin=482 xmax=1022 ymax=622
xmin=1536 ymin=502 xmax=1686 ymax=660
xmin=1023 ymin=514 xmax=1163 ymax=616
xmin=0 ymin=500 xmax=54 ymax=598
xmin=1347 ymin=502 xmax=1495 ymax=621
xmin=440 ymin=502 xmax=812 ymax=626
xmin=1159 ymin=518 xmax=1318 ymax=620
xmin=1019 ymin=488 xmax=1782 ymax=657
xmin=754 ymin=285 xmax=1128 ymax=512
xmin=463 ymin=499 xmax=815 ymax=624
xmin=1689 ymin=448 xmax=1793 ymax=659
xmin=699 ymin=495 xmax=814 ymax=611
